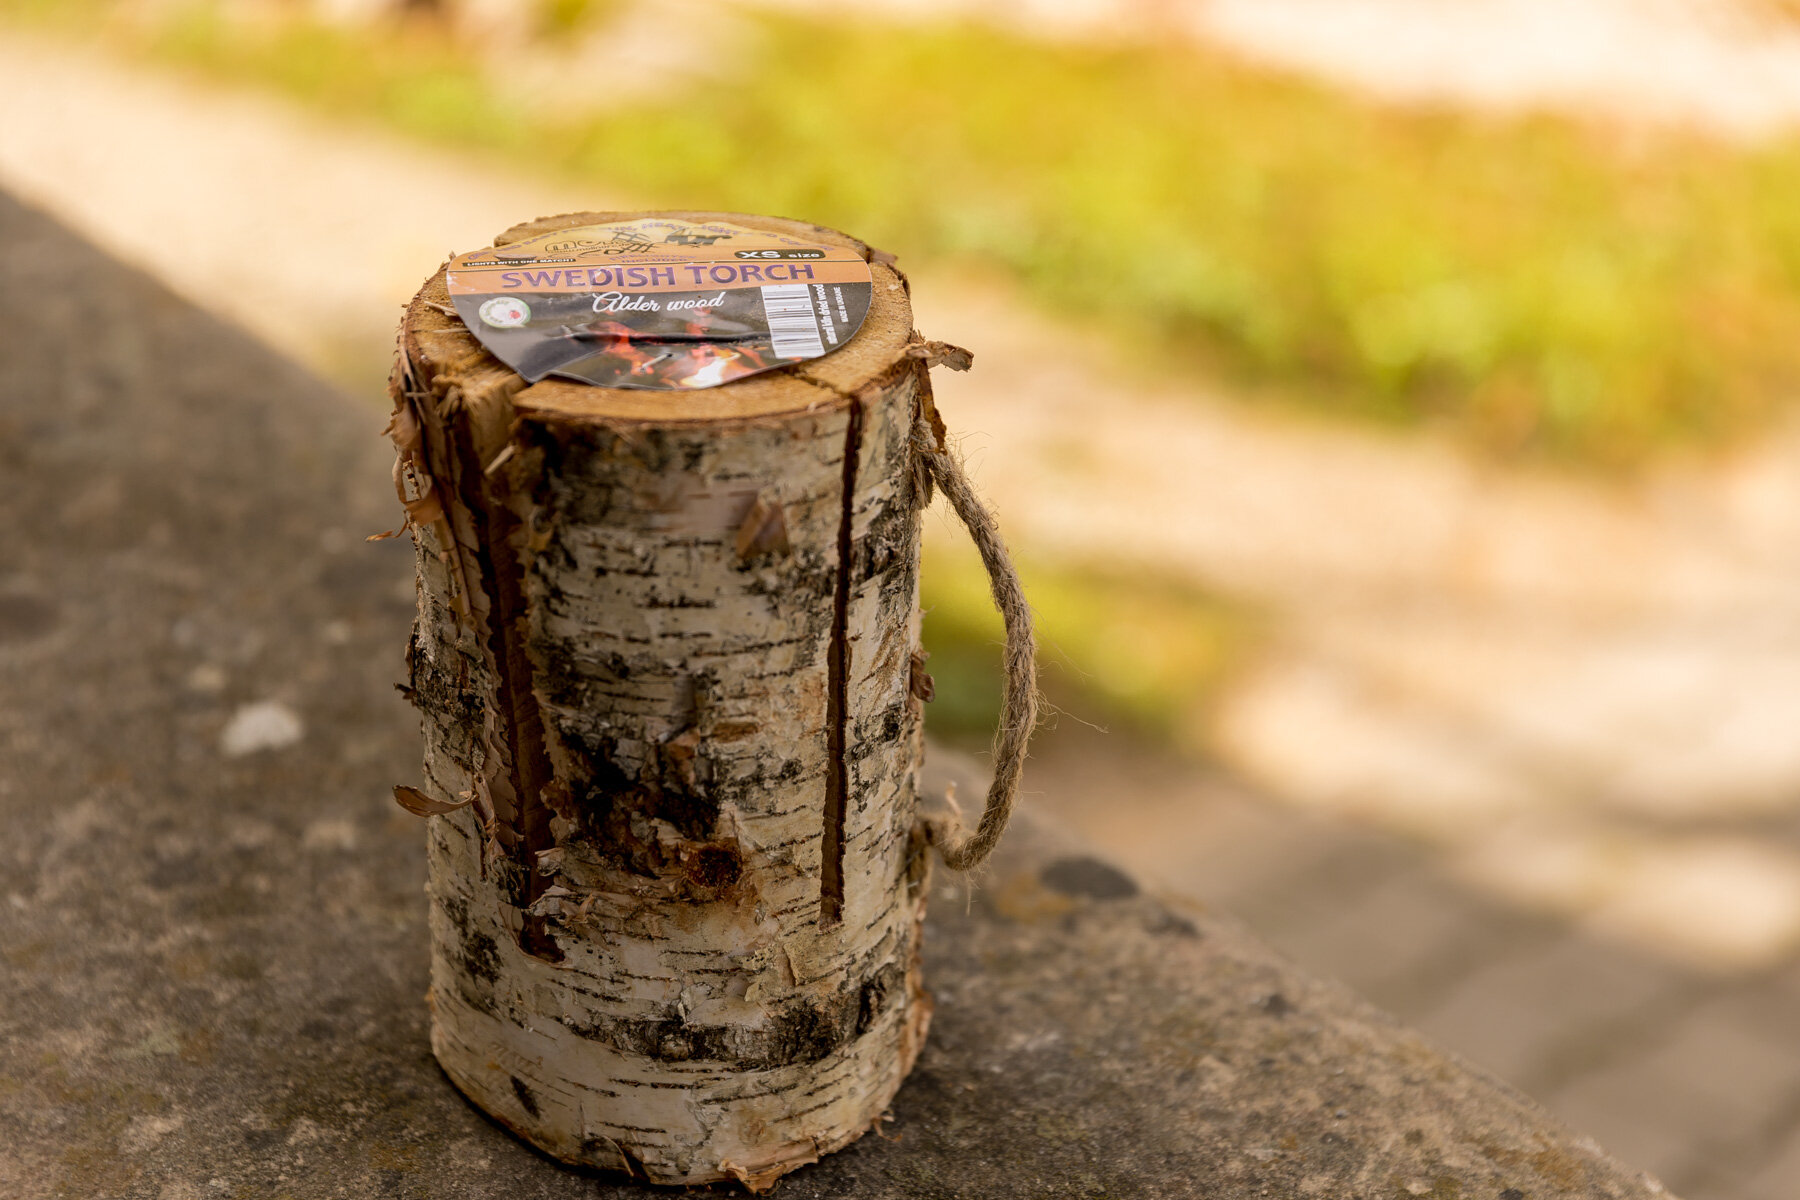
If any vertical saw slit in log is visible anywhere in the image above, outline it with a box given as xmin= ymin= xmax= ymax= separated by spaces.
xmin=821 ymin=394 xmax=864 ymax=928
xmin=451 ymin=416 xmax=561 ymax=962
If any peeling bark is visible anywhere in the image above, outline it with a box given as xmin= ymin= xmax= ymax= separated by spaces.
xmin=394 ymin=212 xmax=934 ymax=1188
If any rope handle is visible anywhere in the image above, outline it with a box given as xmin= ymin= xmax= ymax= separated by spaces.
xmin=908 ymin=366 xmax=1039 ymax=872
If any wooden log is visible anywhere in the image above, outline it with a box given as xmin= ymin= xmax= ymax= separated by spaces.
xmin=389 ymin=211 xmax=937 ymax=1189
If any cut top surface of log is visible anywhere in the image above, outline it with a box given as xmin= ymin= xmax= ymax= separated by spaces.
xmin=402 ymin=210 xmax=916 ymax=430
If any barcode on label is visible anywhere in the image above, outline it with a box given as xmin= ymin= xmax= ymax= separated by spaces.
xmin=760 ymin=284 xmax=825 ymax=358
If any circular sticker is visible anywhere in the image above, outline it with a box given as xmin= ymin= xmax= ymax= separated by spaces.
xmin=479 ymin=296 xmax=531 ymax=328
xmin=445 ymin=219 xmax=874 ymax=390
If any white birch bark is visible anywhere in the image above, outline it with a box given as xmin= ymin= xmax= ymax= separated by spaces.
xmin=392 ymin=212 xmax=934 ymax=1190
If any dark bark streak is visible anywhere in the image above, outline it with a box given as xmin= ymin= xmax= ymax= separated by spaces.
xmin=560 ymin=964 xmax=899 ymax=1070
xmin=822 ymin=396 xmax=863 ymax=927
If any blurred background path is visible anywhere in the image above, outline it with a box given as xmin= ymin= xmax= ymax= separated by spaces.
xmin=8 ymin=7 xmax=1800 ymax=1197
xmin=774 ymin=0 xmax=1800 ymax=137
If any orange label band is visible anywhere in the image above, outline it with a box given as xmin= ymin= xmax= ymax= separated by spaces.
xmin=449 ymin=258 xmax=871 ymax=296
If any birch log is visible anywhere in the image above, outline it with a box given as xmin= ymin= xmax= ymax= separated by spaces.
xmin=389 ymin=211 xmax=937 ymax=1190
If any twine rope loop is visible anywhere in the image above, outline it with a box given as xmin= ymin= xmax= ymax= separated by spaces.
xmin=912 ymin=414 xmax=1040 ymax=871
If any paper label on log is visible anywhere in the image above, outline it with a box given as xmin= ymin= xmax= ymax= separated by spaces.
xmin=445 ymin=219 xmax=874 ymax=390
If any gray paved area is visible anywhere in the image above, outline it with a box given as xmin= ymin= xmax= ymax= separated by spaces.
xmin=0 ymin=189 xmax=1671 ymax=1200
xmin=1026 ymin=721 xmax=1800 ymax=1200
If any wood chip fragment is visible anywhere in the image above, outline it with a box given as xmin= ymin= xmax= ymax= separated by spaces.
xmin=483 ymin=444 xmax=516 ymax=477
xmin=908 ymin=650 xmax=936 ymax=702
xmin=734 ymin=493 xmax=791 ymax=561
xmin=392 ymin=785 xmax=472 ymax=817
xmin=905 ymin=339 xmax=974 ymax=371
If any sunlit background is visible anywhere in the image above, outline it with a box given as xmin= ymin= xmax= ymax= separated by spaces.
xmin=7 ymin=2 xmax=1800 ymax=1196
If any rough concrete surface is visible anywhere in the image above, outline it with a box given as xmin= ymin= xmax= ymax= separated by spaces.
xmin=1022 ymin=720 xmax=1800 ymax=1200
xmin=0 ymin=192 xmax=1676 ymax=1198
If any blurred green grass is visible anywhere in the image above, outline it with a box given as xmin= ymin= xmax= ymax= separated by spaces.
xmin=918 ymin=538 xmax=1253 ymax=752
xmin=12 ymin=0 xmax=1800 ymax=467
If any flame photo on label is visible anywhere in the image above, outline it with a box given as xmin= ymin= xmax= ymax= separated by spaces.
xmin=445 ymin=219 xmax=875 ymax=391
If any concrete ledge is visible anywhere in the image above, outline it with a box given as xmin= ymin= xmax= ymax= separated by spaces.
xmin=0 ymin=191 xmax=1669 ymax=1199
